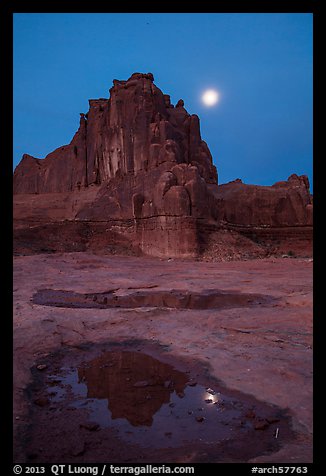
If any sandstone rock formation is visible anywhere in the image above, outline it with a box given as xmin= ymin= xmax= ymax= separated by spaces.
xmin=201 ymin=174 xmax=313 ymax=258
xmin=14 ymin=72 xmax=217 ymax=194
xmin=13 ymin=72 xmax=313 ymax=258
xmin=210 ymin=174 xmax=312 ymax=227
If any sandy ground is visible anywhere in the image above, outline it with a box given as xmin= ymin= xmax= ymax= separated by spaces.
xmin=13 ymin=253 xmax=313 ymax=463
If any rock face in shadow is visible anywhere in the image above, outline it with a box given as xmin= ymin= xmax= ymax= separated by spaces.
xmin=13 ymin=72 xmax=313 ymax=258
xmin=209 ymin=175 xmax=312 ymax=227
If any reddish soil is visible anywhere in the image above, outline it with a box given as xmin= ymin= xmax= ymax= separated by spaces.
xmin=13 ymin=253 xmax=312 ymax=463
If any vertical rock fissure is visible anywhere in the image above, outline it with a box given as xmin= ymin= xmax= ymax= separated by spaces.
xmin=84 ymin=115 xmax=88 ymax=188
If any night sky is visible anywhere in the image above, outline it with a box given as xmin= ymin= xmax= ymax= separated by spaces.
xmin=13 ymin=13 xmax=313 ymax=188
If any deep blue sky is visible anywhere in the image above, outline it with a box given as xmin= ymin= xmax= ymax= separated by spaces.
xmin=13 ymin=13 xmax=313 ymax=188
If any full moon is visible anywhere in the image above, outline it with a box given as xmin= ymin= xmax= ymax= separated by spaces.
xmin=202 ymin=89 xmax=219 ymax=107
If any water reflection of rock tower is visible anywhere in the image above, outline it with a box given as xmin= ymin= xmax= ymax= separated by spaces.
xmin=78 ymin=351 xmax=188 ymax=426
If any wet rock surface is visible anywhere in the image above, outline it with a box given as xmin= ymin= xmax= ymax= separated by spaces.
xmin=32 ymin=287 xmax=277 ymax=310
xmin=25 ymin=343 xmax=292 ymax=463
xmin=13 ymin=253 xmax=313 ymax=463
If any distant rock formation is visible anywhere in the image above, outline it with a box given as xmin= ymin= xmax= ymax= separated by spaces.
xmin=210 ymin=173 xmax=313 ymax=227
xmin=13 ymin=73 xmax=313 ymax=259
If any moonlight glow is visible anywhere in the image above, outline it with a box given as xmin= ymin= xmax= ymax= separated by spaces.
xmin=202 ymin=89 xmax=219 ymax=106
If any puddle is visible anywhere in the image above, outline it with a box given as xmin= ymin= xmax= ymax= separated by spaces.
xmin=32 ymin=288 xmax=275 ymax=310
xmin=46 ymin=351 xmax=247 ymax=449
xmin=26 ymin=343 xmax=293 ymax=462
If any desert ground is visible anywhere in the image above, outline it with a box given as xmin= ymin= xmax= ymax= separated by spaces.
xmin=13 ymin=252 xmax=312 ymax=463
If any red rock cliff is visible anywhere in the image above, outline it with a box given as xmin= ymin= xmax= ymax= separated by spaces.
xmin=209 ymin=174 xmax=313 ymax=227
xmin=13 ymin=72 xmax=312 ymax=258
xmin=13 ymin=72 xmax=217 ymax=194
